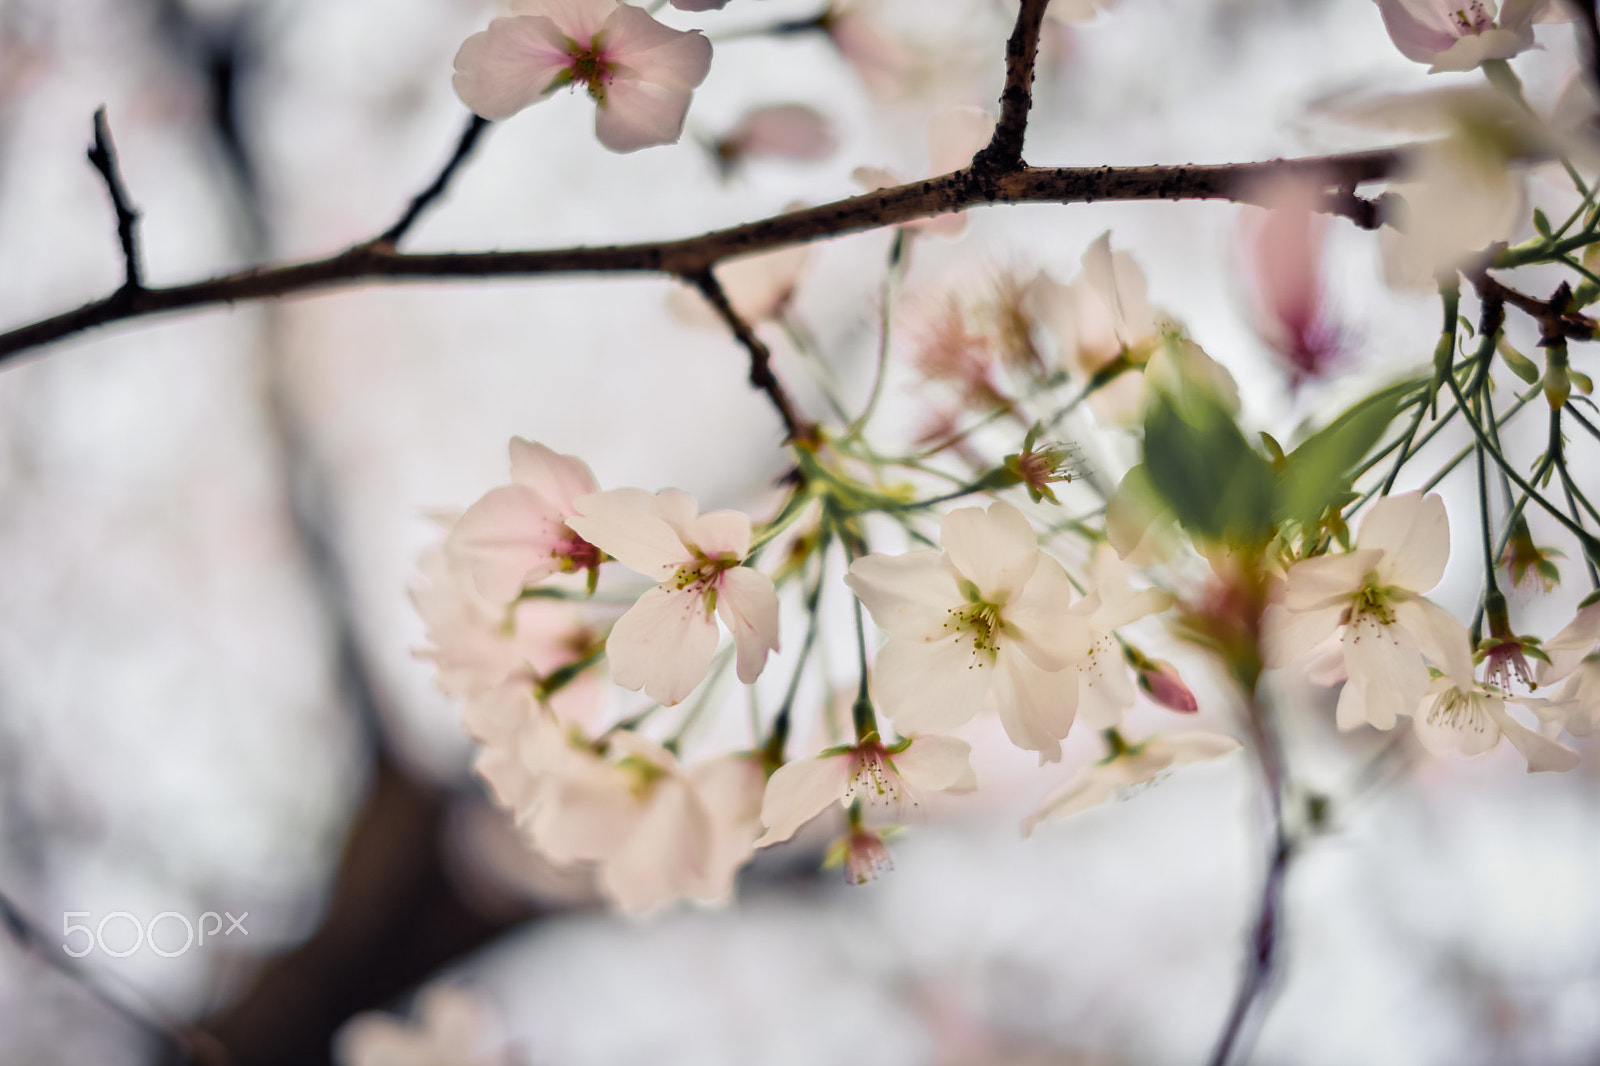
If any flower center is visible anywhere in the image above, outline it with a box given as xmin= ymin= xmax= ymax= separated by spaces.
xmin=944 ymin=597 xmax=1003 ymax=666
xmin=1426 ymin=687 xmax=1490 ymax=734
xmin=670 ymin=554 xmax=739 ymax=615
xmin=1449 ymin=3 xmax=1492 ymax=35
xmin=1348 ymin=581 xmax=1398 ymax=627
xmin=562 ymin=37 xmax=615 ymax=102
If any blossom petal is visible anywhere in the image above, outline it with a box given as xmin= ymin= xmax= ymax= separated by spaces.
xmin=1486 ymin=701 xmax=1581 ymax=772
xmin=1263 ymin=602 xmax=1345 ymax=670
xmin=872 ymin=632 xmax=994 ymax=734
xmin=1281 ymin=550 xmax=1380 ymax=611
xmin=453 ymin=17 xmax=572 ymax=122
xmin=1021 ymin=768 xmax=1120 ymax=834
xmin=994 ymin=646 xmax=1076 ymax=763
xmin=716 ymin=566 xmax=780 ymax=683
xmin=1359 ymin=491 xmax=1450 ymax=592
xmin=1537 ymin=602 xmax=1600 ymax=685
xmin=511 ymin=0 xmax=616 ymax=40
xmin=601 ymin=777 xmax=714 ymax=914
xmin=846 ymin=550 xmax=964 ymax=637
xmin=509 ymin=437 xmax=600 ymax=512
xmin=1375 ymin=0 xmax=1459 ymax=63
xmin=447 ymin=484 xmax=568 ymax=602
xmin=605 ymin=4 xmax=714 ymax=89
xmin=940 ymin=501 xmax=1040 ymax=601
xmin=1160 ymin=731 xmax=1241 ymax=764
xmin=529 ymin=758 xmax=642 ymax=864
xmin=1340 ymin=612 xmax=1427 ymax=730
xmin=889 ymin=735 xmax=974 ymax=792
xmin=689 ymin=753 xmax=765 ymax=902
xmin=605 ymin=584 xmax=720 ymax=705
xmin=1004 ymin=554 xmax=1087 ymax=670
xmin=569 ymin=488 xmax=689 ymax=578
xmin=756 ymin=753 xmax=852 ymax=846
xmin=1076 ymin=632 xmax=1137 ymax=729
xmin=1395 ymin=596 xmax=1475 ymax=688
xmin=683 ymin=509 xmax=753 ymax=559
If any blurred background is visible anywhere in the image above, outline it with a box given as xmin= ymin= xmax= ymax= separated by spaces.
xmin=2 ymin=0 xmax=1600 ymax=1062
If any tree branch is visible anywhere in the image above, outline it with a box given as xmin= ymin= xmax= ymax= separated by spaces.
xmin=85 ymin=107 xmax=145 ymax=295
xmin=973 ymin=0 xmax=1052 ymax=172
xmin=0 ymin=147 xmax=1404 ymax=365
xmin=687 ymin=268 xmax=813 ymax=442
xmin=372 ymin=115 xmax=491 ymax=249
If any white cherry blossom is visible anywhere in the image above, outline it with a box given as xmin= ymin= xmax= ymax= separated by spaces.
xmin=846 ymin=500 xmax=1088 ymax=762
xmin=1374 ymin=0 xmax=1563 ymax=73
xmin=1022 ymin=731 xmax=1238 ymax=834
xmin=568 ymin=488 xmax=779 ymax=705
xmin=1267 ymin=491 xmax=1476 ymax=731
xmin=1411 ymin=676 xmax=1579 ymax=772
xmin=1070 ymin=547 xmax=1175 ymax=729
xmin=335 ymin=985 xmax=504 ymax=1066
xmin=453 ymin=0 xmax=713 ymax=153
xmin=446 ymin=438 xmax=602 ymax=604
xmin=756 ymin=734 xmax=974 ymax=846
xmin=1535 ymin=599 xmax=1600 ymax=685
xmin=1540 ymin=657 xmax=1600 ymax=736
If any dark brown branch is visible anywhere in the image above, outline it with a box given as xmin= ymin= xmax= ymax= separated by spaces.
xmin=373 ymin=115 xmax=491 ymax=249
xmin=687 ymin=268 xmax=812 ymax=442
xmin=85 ymin=107 xmax=145 ymax=294
xmin=973 ymin=0 xmax=1052 ymax=172
xmin=1467 ymin=269 xmax=1599 ymax=341
xmin=0 ymin=148 xmax=1406 ymax=366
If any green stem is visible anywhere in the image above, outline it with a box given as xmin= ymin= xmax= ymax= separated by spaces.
xmin=843 ymin=230 xmax=907 ymax=443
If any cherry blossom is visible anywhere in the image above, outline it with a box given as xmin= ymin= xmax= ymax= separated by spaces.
xmin=335 ymin=985 xmax=505 ymax=1066
xmin=827 ymin=826 xmax=895 ymax=885
xmin=1535 ymin=598 xmax=1600 ymax=686
xmin=1022 ymin=731 xmax=1239 ymax=835
xmin=854 ymin=106 xmax=996 ymax=237
xmin=846 ymin=501 xmax=1088 ymax=762
xmin=1240 ymin=179 xmax=1345 ymax=386
xmin=1134 ymin=657 xmax=1199 ymax=713
xmin=1374 ymin=0 xmax=1564 ymax=73
xmin=1070 ymin=548 xmax=1175 ymax=728
xmin=1410 ymin=676 xmax=1579 ymax=772
xmin=756 ymin=734 xmax=974 ymax=846
xmin=568 ymin=488 xmax=779 ymax=705
xmin=1266 ymin=491 xmax=1476 ymax=731
xmin=714 ymin=104 xmax=837 ymax=169
xmin=453 ymin=0 xmax=713 ymax=153
xmin=446 ymin=438 xmax=602 ymax=604
xmin=1540 ymin=657 xmax=1600 ymax=736
xmin=525 ymin=731 xmax=765 ymax=914
xmin=667 ymin=245 xmax=810 ymax=328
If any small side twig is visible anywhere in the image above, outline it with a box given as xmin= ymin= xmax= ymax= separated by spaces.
xmin=86 ymin=107 xmax=144 ymax=295
xmin=687 ymin=268 xmax=813 ymax=444
xmin=1467 ymin=269 xmax=1599 ymax=341
xmin=373 ymin=114 xmax=492 ymax=249
xmin=973 ymin=0 xmax=1051 ymax=173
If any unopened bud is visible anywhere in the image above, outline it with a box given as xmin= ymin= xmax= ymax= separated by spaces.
xmin=824 ymin=828 xmax=894 ymax=885
xmin=1137 ymin=659 xmax=1198 ymax=713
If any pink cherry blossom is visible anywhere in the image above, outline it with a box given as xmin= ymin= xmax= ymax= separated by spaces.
xmin=567 ymin=488 xmax=779 ymax=705
xmin=1240 ymin=179 xmax=1345 ymax=387
xmin=446 ymin=438 xmax=602 ymax=604
xmin=1374 ymin=0 xmax=1563 ymax=73
xmin=453 ymin=0 xmax=713 ymax=153
xmin=715 ymin=104 xmax=837 ymax=168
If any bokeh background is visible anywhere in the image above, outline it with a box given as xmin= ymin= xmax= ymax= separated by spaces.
xmin=2 ymin=0 xmax=1600 ymax=1063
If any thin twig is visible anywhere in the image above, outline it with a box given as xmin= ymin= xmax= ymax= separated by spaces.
xmin=0 ymin=149 xmax=1406 ymax=364
xmin=373 ymin=115 xmax=491 ymax=248
xmin=688 ymin=268 xmax=812 ymax=442
xmin=85 ymin=107 xmax=144 ymax=294
xmin=973 ymin=0 xmax=1051 ymax=173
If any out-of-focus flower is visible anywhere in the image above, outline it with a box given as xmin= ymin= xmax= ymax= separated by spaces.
xmin=453 ymin=0 xmax=712 ymax=153
xmin=854 ymin=106 xmax=995 ymax=237
xmin=446 ymin=438 xmax=602 ymax=604
xmin=756 ymin=734 xmax=974 ymax=845
xmin=1070 ymin=548 xmax=1175 ymax=729
xmin=335 ymin=985 xmax=504 ymax=1066
xmin=1240 ymin=178 xmax=1345 ymax=387
xmin=527 ymin=731 xmax=765 ymax=914
xmin=1134 ymin=656 xmax=1199 ymax=713
xmin=1500 ymin=515 xmax=1563 ymax=591
xmin=713 ymin=104 xmax=837 ymax=170
xmin=1266 ymin=491 xmax=1476 ymax=731
xmin=815 ymin=1 xmax=915 ymax=101
xmin=568 ymin=488 xmax=779 ymax=705
xmin=1021 ymin=730 xmax=1238 ymax=834
xmin=668 ymin=245 xmax=810 ymax=328
xmin=846 ymin=501 xmax=1088 ymax=762
xmin=1536 ymin=598 xmax=1600 ymax=685
xmin=825 ymin=826 xmax=895 ymax=884
xmin=1047 ymin=0 xmax=1117 ymax=22
xmin=1373 ymin=0 xmax=1565 ymax=73
xmin=1410 ymin=676 xmax=1578 ymax=771
xmin=1539 ymin=655 xmax=1600 ymax=734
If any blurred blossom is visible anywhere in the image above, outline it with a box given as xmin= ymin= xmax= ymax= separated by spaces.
xmin=336 ymin=985 xmax=506 ymax=1066
xmin=453 ymin=0 xmax=712 ymax=152
xmin=668 ymin=245 xmax=811 ymax=327
xmin=854 ymin=105 xmax=996 ymax=237
xmin=1537 ymin=599 xmax=1600 ymax=684
xmin=1021 ymin=730 xmax=1238 ymax=834
xmin=713 ymin=104 xmax=837 ymax=170
xmin=817 ymin=0 xmax=916 ymax=102
xmin=1239 ymin=178 xmax=1346 ymax=387
xmin=568 ymin=488 xmax=780 ymax=706
xmin=756 ymin=734 xmax=975 ymax=845
xmin=1410 ymin=677 xmax=1579 ymax=771
xmin=1047 ymin=0 xmax=1118 ymax=22
xmin=828 ymin=826 xmax=895 ymax=885
xmin=1069 ymin=547 xmax=1175 ymax=730
xmin=1372 ymin=0 xmax=1564 ymax=73
xmin=1541 ymin=657 xmax=1600 ymax=735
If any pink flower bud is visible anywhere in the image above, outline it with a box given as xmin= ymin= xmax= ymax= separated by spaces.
xmin=841 ymin=829 xmax=893 ymax=885
xmin=1138 ymin=659 xmax=1198 ymax=713
xmin=1240 ymin=177 xmax=1345 ymax=387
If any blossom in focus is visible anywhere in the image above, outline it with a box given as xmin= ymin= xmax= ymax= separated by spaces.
xmin=1410 ymin=676 xmax=1579 ymax=771
xmin=854 ymin=105 xmax=996 ymax=237
xmin=446 ymin=438 xmax=602 ymax=604
xmin=1373 ymin=0 xmax=1565 ymax=73
xmin=526 ymin=731 xmax=766 ymax=913
xmin=756 ymin=734 xmax=974 ymax=845
xmin=568 ymin=488 xmax=779 ymax=705
xmin=713 ymin=104 xmax=837 ymax=170
xmin=1069 ymin=548 xmax=1175 ymax=729
xmin=453 ymin=0 xmax=713 ymax=153
xmin=335 ymin=985 xmax=504 ymax=1066
xmin=846 ymin=501 xmax=1088 ymax=762
xmin=1266 ymin=491 xmax=1476 ymax=731
xmin=1240 ymin=179 xmax=1345 ymax=386
xmin=1022 ymin=731 xmax=1238 ymax=835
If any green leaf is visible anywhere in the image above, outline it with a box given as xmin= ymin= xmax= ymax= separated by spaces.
xmin=1275 ymin=382 xmax=1409 ymax=529
xmin=1534 ymin=207 xmax=1552 ymax=237
xmin=1497 ymin=337 xmax=1540 ymax=385
xmin=1142 ymin=387 xmax=1276 ymax=546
